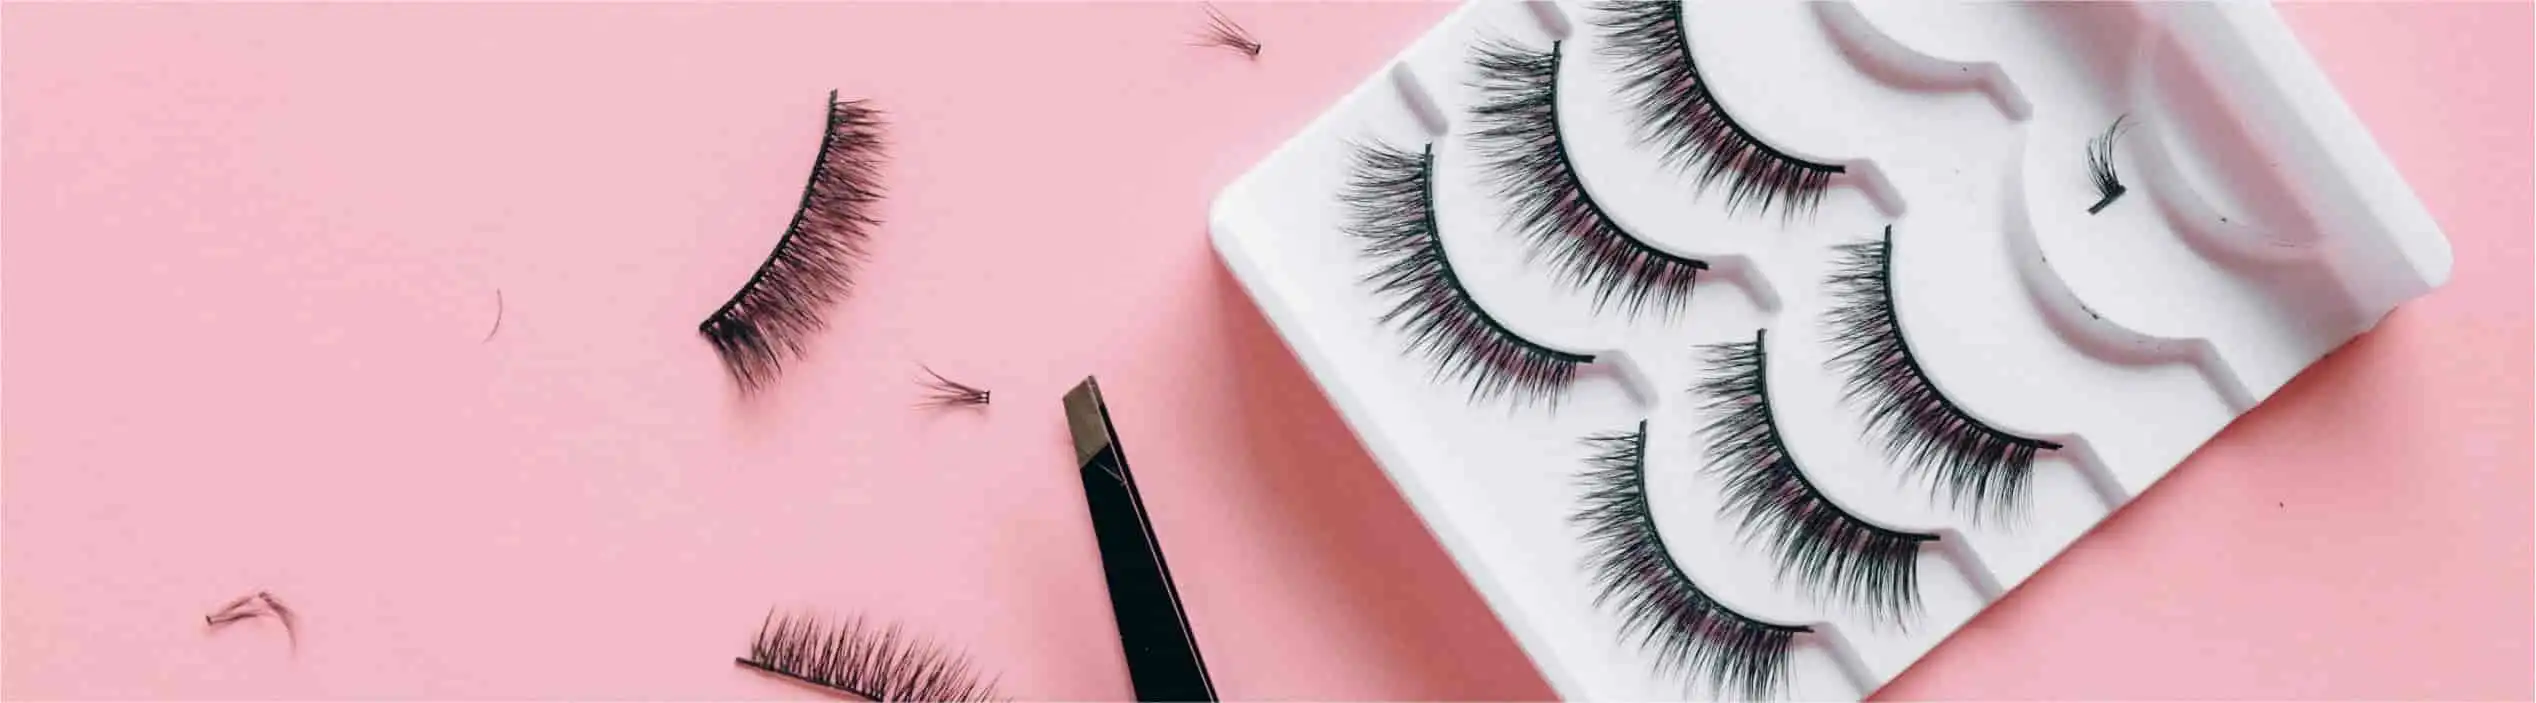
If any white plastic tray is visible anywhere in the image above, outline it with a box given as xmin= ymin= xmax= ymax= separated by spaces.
xmin=1207 ymin=2 xmax=2450 ymax=699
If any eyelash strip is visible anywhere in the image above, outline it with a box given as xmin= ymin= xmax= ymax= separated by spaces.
xmin=1595 ymin=0 xmax=1845 ymax=218
xmin=736 ymin=610 xmax=1001 ymax=702
xmin=1469 ymin=39 xmax=1711 ymax=317
xmin=1346 ymin=141 xmax=1594 ymax=405
xmin=1696 ymin=330 xmax=1936 ymax=625
xmin=1825 ymin=227 xmax=2061 ymax=520
xmin=1574 ymin=420 xmax=1807 ymax=700
xmin=2086 ymin=114 xmax=2130 ymax=214
xmin=699 ymin=91 xmax=886 ymax=393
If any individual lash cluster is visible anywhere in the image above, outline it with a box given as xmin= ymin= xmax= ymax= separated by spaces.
xmin=2085 ymin=114 xmax=2131 ymax=214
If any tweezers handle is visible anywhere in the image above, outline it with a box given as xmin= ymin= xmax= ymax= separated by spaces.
xmin=1068 ymin=378 xmax=1218 ymax=702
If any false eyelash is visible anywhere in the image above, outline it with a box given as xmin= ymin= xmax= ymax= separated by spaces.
xmin=2086 ymin=114 xmax=2130 ymax=214
xmin=1696 ymin=330 xmax=1936 ymax=625
xmin=1194 ymin=3 xmax=1263 ymax=59
xmin=699 ymin=91 xmax=886 ymax=393
xmin=1345 ymin=141 xmax=1594 ymax=405
xmin=1595 ymin=0 xmax=1844 ymax=218
xmin=1468 ymin=40 xmax=1710 ymax=317
xmin=1824 ymin=227 xmax=2062 ymax=519
xmin=736 ymin=610 xmax=1000 ymax=702
xmin=1573 ymin=421 xmax=1806 ymax=700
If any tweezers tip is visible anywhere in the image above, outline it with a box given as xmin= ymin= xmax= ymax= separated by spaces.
xmin=1063 ymin=377 xmax=1111 ymax=465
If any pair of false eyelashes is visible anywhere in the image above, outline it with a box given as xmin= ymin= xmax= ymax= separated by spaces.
xmin=1574 ymin=326 xmax=1967 ymax=701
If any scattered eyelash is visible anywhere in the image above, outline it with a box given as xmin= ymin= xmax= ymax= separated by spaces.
xmin=204 ymin=593 xmax=262 ymax=626
xmin=1194 ymin=3 xmax=1262 ymax=59
xmin=1824 ymin=227 xmax=2062 ymax=520
xmin=1345 ymin=141 xmax=1593 ymax=406
xmin=1696 ymin=330 xmax=1936 ymax=625
xmin=1574 ymin=421 xmax=1806 ymax=699
xmin=1595 ymin=0 xmax=1844 ymax=218
xmin=1467 ymin=40 xmax=1710 ymax=317
xmin=483 ymin=288 xmax=503 ymax=343
xmin=204 ymin=591 xmax=299 ymax=650
xmin=699 ymin=91 xmax=886 ymax=393
xmin=917 ymin=365 xmax=990 ymax=408
xmin=2086 ymin=114 xmax=2130 ymax=214
xmin=737 ymin=610 xmax=1000 ymax=702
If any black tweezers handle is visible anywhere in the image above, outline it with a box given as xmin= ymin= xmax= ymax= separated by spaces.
xmin=1068 ymin=378 xmax=1218 ymax=702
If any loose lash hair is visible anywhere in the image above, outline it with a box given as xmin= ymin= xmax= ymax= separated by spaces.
xmin=699 ymin=91 xmax=886 ymax=393
xmin=1595 ymin=0 xmax=1844 ymax=218
xmin=2086 ymin=114 xmax=2130 ymax=214
xmin=1468 ymin=40 xmax=1710 ymax=317
xmin=1194 ymin=3 xmax=1263 ymax=59
xmin=1574 ymin=421 xmax=1806 ymax=700
xmin=737 ymin=611 xmax=1000 ymax=702
xmin=1696 ymin=330 xmax=1936 ymax=625
xmin=1346 ymin=141 xmax=1593 ymax=405
xmin=1824 ymin=227 xmax=2062 ymax=520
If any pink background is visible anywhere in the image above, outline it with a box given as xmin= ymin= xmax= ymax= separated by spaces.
xmin=2 ymin=2 xmax=2527 ymax=700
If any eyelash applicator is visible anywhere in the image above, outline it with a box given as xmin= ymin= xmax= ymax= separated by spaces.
xmin=1062 ymin=377 xmax=1219 ymax=702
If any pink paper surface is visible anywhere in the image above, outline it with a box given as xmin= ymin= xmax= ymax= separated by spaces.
xmin=3 ymin=3 xmax=2526 ymax=700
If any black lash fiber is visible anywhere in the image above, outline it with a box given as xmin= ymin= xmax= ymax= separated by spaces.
xmin=1824 ymin=227 xmax=2062 ymax=520
xmin=1346 ymin=141 xmax=1594 ymax=405
xmin=737 ymin=611 xmax=1000 ymax=702
xmin=1574 ymin=421 xmax=1805 ymax=700
xmin=2086 ymin=114 xmax=2130 ymax=214
xmin=1595 ymin=0 xmax=1843 ymax=218
xmin=1467 ymin=40 xmax=1710 ymax=317
xmin=1696 ymin=330 xmax=1936 ymax=626
xmin=699 ymin=91 xmax=885 ymax=393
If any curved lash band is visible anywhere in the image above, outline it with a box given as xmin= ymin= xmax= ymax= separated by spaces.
xmin=1469 ymin=40 xmax=1711 ymax=317
xmin=1595 ymin=0 xmax=1844 ymax=218
xmin=738 ymin=610 xmax=1000 ymax=702
xmin=1825 ymin=226 xmax=2062 ymax=519
xmin=700 ymin=91 xmax=886 ymax=393
xmin=1574 ymin=420 xmax=1807 ymax=700
xmin=1346 ymin=141 xmax=1594 ymax=405
xmin=1697 ymin=329 xmax=1936 ymax=625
